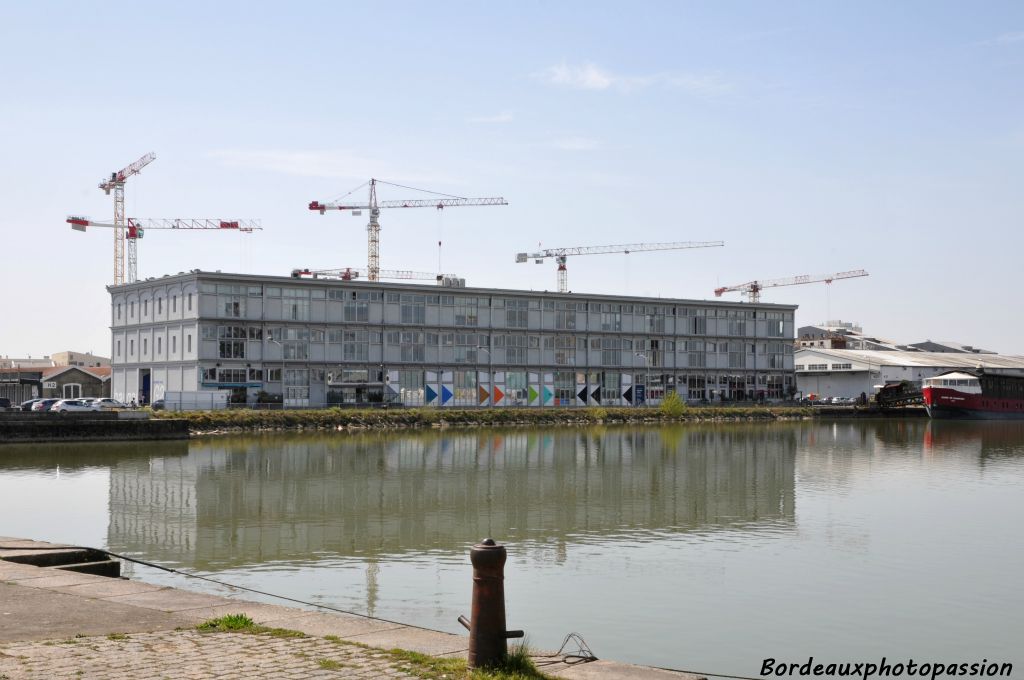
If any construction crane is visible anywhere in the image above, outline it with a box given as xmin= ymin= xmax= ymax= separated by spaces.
xmin=68 ymin=217 xmax=262 ymax=284
xmin=516 ymin=241 xmax=725 ymax=293
xmin=98 ymin=153 xmax=156 ymax=285
xmin=714 ymin=269 xmax=869 ymax=303
xmin=290 ymin=267 xmax=463 ymax=285
xmin=309 ymin=178 xmax=507 ymax=282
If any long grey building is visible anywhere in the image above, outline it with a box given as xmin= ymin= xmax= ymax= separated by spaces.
xmin=109 ymin=270 xmax=797 ymax=408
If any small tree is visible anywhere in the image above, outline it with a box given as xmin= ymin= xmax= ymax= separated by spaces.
xmin=660 ymin=391 xmax=687 ymax=417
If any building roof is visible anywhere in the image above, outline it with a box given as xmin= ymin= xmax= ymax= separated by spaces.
xmin=0 ymin=366 xmax=111 ymax=381
xmin=796 ymin=348 xmax=1024 ymax=371
xmin=109 ymin=270 xmax=799 ymax=310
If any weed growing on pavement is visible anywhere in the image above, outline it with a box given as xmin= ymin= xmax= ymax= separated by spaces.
xmin=317 ymin=658 xmax=346 ymax=670
xmin=196 ymin=614 xmax=305 ymax=638
xmin=106 ymin=633 xmax=129 ymax=641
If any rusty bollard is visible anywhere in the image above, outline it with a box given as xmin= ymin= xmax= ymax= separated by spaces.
xmin=457 ymin=538 xmax=524 ymax=669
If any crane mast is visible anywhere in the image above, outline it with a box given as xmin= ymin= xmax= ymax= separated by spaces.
xmin=516 ymin=241 xmax=725 ymax=293
xmin=309 ymin=178 xmax=507 ymax=282
xmin=68 ymin=216 xmax=261 ymax=284
xmin=714 ymin=269 xmax=869 ymax=303
xmin=98 ymin=153 xmax=156 ymax=286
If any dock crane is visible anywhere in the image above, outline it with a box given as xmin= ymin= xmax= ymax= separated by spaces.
xmin=309 ymin=178 xmax=507 ymax=282
xmin=714 ymin=269 xmax=869 ymax=303
xmin=290 ymin=267 xmax=461 ymax=284
xmin=99 ymin=153 xmax=156 ymax=285
xmin=516 ymin=241 xmax=725 ymax=293
xmin=68 ymin=217 xmax=262 ymax=284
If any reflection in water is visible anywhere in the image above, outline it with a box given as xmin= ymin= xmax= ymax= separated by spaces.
xmin=925 ymin=420 xmax=1024 ymax=462
xmin=105 ymin=426 xmax=796 ymax=569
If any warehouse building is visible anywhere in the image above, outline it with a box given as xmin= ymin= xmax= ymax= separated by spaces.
xmin=795 ymin=348 xmax=1024 ymax=400
xmin=109 ymin=270 xmax=797 ymax=409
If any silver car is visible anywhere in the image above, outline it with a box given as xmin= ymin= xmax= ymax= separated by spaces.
xmin=50 ymin=399 xmax=99 ymax=413
xmin=91 ymin=398 xmax=127 ymax=410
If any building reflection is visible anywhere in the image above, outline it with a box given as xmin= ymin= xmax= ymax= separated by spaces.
xmin=106 ymin=426 xmax=796 ymax=570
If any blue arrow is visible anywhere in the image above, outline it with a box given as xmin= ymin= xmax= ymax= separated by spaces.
xmin=425 ymin=385 xmax=437 ymax=404
xmin=441 ymin=386 xmax=453 ymax=404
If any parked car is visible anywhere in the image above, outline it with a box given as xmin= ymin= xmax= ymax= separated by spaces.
xmin=20 ymin=398 xmax=43 ymax=411
xmin=31 ymin=398 xmax=62 ymax=412
xmin=151 ymin=399 xmax=165 ymax=411
xmin=50 ymin=399 xmax=99 ymax=413
xmin=0 ymin=397 xmax=11 ymax=411
xmin=92 ymin=398 xmax=127 ymax=410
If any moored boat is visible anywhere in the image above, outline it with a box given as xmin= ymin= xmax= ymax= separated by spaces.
xmin=922 ymin=370 xmax=1024 ymax=420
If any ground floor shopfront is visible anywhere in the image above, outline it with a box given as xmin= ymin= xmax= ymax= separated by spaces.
xmin=114 ymin=363 xmax=794 ymax=409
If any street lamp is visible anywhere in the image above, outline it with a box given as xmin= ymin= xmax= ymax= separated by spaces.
xmin=634 ymin=351 xmax=649 ymax=407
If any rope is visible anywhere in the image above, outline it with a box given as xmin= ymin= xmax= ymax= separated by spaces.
xmin=0 ymin=544 xmax=447 ymax=635
xmin=374 ymin=179 xmax=465 ymax=200
xmin=329 ymin=180 xmax=370 ymax=204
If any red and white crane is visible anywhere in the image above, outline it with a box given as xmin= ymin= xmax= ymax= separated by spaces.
xmin=516 ymin=241 xmax=725 ymax=293
xmin=290 ymin=267 xmax=460 ymax=284
xmin=98 ymin=153 xmax=156 ymax=285
xmin=309 ymin=178 xmax=507 ymax=282
xmin=68 ymin=217 xmax=262 ymax=284
xmin=714 ymin=269 xmax=869 ymax=303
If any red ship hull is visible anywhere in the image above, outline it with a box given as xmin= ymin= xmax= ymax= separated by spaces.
xmin=923 ymin=386 xmax=1024 ymax=420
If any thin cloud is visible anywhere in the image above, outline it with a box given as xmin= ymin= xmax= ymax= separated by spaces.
xmin=552 ymin=137 xmax=601 ymax=151
xmin=536 ymin=61 xmax=732 ymax=96
xmin=980 ymin=31 xmax=1024 ymax=46
xmin=467 ymin=112 xmax=514 ymax=123
xmin=206 ymin=149 xmax=454 ymax=184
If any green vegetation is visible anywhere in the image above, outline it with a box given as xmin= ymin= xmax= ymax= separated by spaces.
xmin=316 ymin=658 xmax=346 ymax=670
xmin=196 ymin=614 xmax=305 ymax=638
xmin=154 ymin=404 xmax=811 ymax=433
xmin=659 ymin=391 xmax=687 ymax=416
xmin=322 ymin=636 xmax=550 ymax=680
xmin=106 ymin=633 xmax=129 ymax=641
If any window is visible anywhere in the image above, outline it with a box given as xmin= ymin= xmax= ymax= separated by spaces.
xmin=157 ymin=337 xmax=162 ymax=355
xmin=187 ymin=293 xmax=193 ymax=311
xmin=455 ymin=299 xmax=478 ymax=327
xmin=116 ymin=304 xmax=121 ymax=320
xmin=172 ymin=295 xmax=177 ymax=313
xmin=344 ymin=301 xmax=368 ymax=322
xmin=400 ymin=294 xmax=426 ymax=324
xmin=142 ymin=338 xmax=148 ymax=355
xmin=143 ymin=299 xmax=148 ymax=316
xmin=601 ymin=312 xmax=621 ymax=332
xmin=157 ymin=298 xmax=162 ymax=314
xmin=400 ymin=331 xmax=425 ymax=362
xmin=808 ymin=363 xmax=828 ymax=371
xmin=221 ymin=295 xmax=245 ymax=318
xmin=116 ymin=340 xmax=121 ymax=357
xmin=129 ymin=339 xmax=135 ymax=356
xmin=505 ymin=299 xmax=528 ymax=328
xmin=831 ymin=363 xmax=852 ymax=370
xmin=172 ymin=336 xmax=177 ymax=354
xmin=187 ymin=334 xmax=192 ymax=353
xmin=218 ymin=326 xmax=247 ymax=358
xmin=129 ymin=301 xmax=135 ymax=318
xmin=267 ymin=368 xmax=281 ymax=381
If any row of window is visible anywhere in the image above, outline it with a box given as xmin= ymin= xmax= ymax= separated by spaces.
xmin=116 ymin=333 xmax=193 ymax=359
xmin=116 ymin=293 xmax=194 ymax=321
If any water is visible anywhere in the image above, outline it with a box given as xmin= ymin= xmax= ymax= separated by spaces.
xmin=1 ymin=420 xmax=1021 ymax=675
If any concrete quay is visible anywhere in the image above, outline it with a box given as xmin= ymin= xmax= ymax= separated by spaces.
xmin=0 ymin=538 xmax=696 ymax=679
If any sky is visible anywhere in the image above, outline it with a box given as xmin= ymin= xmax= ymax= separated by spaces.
xmin=1 ymin=1 xmax=1022 ymax=357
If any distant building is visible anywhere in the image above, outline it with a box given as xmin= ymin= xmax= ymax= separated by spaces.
xmin=794 ymin=348 xmax=1024 ymax=399
xmin=797 ymin=321 xmax=907 ymax=352
xmin=51 ymin=351 xmax=111 ymax=367
xmin=0 ymin=356 xmax=55 ymax=369
xmin=0 ymin=365 xmax=111 ymax=403
xmin=905 ymin=340 xmax=996 ymax=355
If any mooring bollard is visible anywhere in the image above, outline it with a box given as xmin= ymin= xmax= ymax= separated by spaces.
xmin=457 ymin=538 xmax=524 ymax=669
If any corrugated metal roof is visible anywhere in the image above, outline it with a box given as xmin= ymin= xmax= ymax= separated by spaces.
xmin=796 ymin=348 xmax=1024 ymax=370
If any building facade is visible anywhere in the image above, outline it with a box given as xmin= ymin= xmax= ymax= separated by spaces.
xmin=109 ymin=271 xmax=797 ymax=408
xmin=795 ymin=348 xmax=1024 ymax=400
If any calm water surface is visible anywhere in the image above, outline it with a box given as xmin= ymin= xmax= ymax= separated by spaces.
xmin=1 ymin=420 xmax=1022 ymax=674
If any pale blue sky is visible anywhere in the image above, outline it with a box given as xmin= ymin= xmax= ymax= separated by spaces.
xmin=1 ymin=1 xmax=1022 ymax=356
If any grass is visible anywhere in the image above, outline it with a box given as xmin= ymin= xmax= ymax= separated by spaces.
xmin=196 ymin=614 xmax=305 ymax=638
xmin=155 ymin=404 xmax=811 ymax=433
xmin=106 ymin=633 xmax=129 ymax=641
xmin=324 ymin=636 xmax=550 ymax=680
xmin=198 ymin=615 xmax=554 ymax=679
